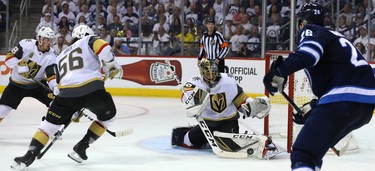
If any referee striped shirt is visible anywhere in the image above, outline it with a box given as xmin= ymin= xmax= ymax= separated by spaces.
xmin=198 ymin=30 xmax=229 ymax=60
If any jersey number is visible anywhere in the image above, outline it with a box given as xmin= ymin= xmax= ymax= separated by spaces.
xmin=58 ymin=48 xmax=84 ymax=79
xmin=338 ymin=38 xmax=368 ymax=67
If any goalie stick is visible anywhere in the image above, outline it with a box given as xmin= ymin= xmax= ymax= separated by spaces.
xmin=279 ymin=90 xmax=351 ymax=157
xmin=165 ymin=60 xmax=181 ymax=85
xmin=189 ymin=92 xmax=248 ymax=158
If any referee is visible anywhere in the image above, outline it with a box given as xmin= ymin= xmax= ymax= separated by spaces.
xmin=197 ymin=17 xmax=229 ymax=73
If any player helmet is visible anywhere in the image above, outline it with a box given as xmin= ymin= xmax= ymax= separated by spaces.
xmin=199 ymin=59 xmax=219 ymax=83
xmin=297 ymin=2 xmax=325 ymax=26
xmin=72 ymin=25 xmax=94 ymax=39
xmin=37 ymin=27 xmax=54 ymax=39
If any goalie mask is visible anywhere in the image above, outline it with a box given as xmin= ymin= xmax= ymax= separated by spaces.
xmin=199 ymin=59 xmax=219 ymax=83
xmin=297 ymin=2 xmax=325 ymax=28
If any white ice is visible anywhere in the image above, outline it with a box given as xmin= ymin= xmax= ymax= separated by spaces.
xmin=1 ymin=96 xmax=375 ymax=171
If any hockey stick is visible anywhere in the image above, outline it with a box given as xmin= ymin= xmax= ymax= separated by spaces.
xmin=165 ymin=60 xmax=181 ymax=84
xmin=31 ymin=78 xmax=53 ymax=93
xmin=279 ymin=90 xmax=349 ymax=157
xmin=37 ymin=108 xmax=85 ymax=159
xmin=82 ymin=113 xmax=133 ymax=137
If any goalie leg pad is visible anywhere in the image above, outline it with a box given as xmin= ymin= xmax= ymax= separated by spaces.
xmin=171 ymin=127 xmax=192 ymax=146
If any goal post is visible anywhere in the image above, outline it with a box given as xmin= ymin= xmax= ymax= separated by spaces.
xmin=263 ymin=50 xmax=359 ymax=154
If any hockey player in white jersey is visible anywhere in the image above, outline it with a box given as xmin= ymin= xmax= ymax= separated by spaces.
xmin=11 ymin=25 xmax=121 ymax=169
xmin=0 ymin=26 xmax=58 ymax=124
xmin=172 ymin=59 xmax=279 ymax=159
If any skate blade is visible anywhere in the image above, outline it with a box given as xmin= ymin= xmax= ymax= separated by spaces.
xmin=11 ymin=161 xmax=27 ymax=170
xmin=68 ymin=151 xmax=83 ymax=163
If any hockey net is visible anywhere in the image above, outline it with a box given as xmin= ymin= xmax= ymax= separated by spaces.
xmin=264 ymin=50 xmax=359 ymax=154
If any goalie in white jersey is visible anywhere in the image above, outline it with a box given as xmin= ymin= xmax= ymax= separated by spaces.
xmin=11 ymin=25 xmax=121 ymax=169
xmin=172 ymin=59 xmax=279 ymax=159
xmin=0 ymin=26 xmax=57 ymax=124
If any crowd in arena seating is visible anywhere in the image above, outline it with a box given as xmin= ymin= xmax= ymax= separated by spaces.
xmin=34 ymin=0 xmax=375 ymax=60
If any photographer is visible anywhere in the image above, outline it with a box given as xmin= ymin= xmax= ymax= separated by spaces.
xmin=236 ymin=42 xmax=248 ymax=57
xmin=112 ymin=39 xmax=131 ymax=55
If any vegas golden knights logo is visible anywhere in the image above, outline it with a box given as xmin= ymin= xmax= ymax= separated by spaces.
xmin=210 ymin=93 xmax=227 ymax=113
xmin=27 ymin=60 xmax=40 ymax=78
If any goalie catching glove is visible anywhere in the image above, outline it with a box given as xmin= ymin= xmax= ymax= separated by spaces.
xmin=239 ymin=96 xmax=271 ymax=119
xmin=293 ymin=99 xmax=318 ymax=125
xmin=263 ymin=56 xmax=287 ymax=95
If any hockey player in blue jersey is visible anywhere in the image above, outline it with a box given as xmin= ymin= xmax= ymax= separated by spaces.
xmin=263 ymin=2 xmax=375 ymax=171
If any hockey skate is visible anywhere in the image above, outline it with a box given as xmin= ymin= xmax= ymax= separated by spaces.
xmin=68 ymin=140 xmax=89 ymax=163
xmin=11 ymin=150 xmax=39 ymax=170
xmin=262 ymin=136 xmax=281 ymax=160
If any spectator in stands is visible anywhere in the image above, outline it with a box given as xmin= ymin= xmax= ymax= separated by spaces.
xmin=266 ymin=14 xmax=281 ymax=48
xmin=245 ymin=0 xmax=257 ymax=17
xmin=107 ymin=15 xmax=123 ymax=37
xmin=99 ymin=27 xmax=112 ymax=46
xmin=353 ymin=25 xmax=369 ymax=50
xmin=42 ymin=0 xmax=57 ymax=17
xmin=165 ymin=0 xmax=177 ymax=14
xmin=237 ymin=42 xmax=248 ymax=57
xmin=207 ymin=7 xmax=221 ymax=26
xmin=91 ymin=15 xmax=106 ymax=34
xmin=227 ymin=0 xmax=240 ymax=17
xmin=323 ymin=13 xmax=335 ymax=30
xmin=177 ymin=24 xmax=195 ymax=55
xmin=58 ymin=3 xmax=76 ymax=25
xmin=61 ymin=0 xmax=78 ymax=15
xmin=35 ymin=13 xmax=58 ymax=36
xmin=229 ymin=25 xmax=248 ymax=56
xmin=240 ymin=14 xmax=253 ymax=36
xmin=233 ymin=6 xmax=246 ymax=25
xmin=52 ymin=36 xmax=68 ymax=55
xmin=247 ymin=25 xmax=261 ymax=58
xmin=355 ymin=42 xmax=367 ymax=57
xmin=267 ymin=4 xmax=281 ymax=26
xmin=90 ymin=1 xmax=108 ymax=23
xmin=57 ymin=16 xmax=73 ymax=33
xmin=107 ymin=0 xmax=125 ymax=15
xmin=121 ymin=5 xmax=139 ymax=26
xmin=152 ymin=14 xmax=170 ymax=34
xmin=186 ymin=2 xmax=202 ymax=25
xmin=338 ymin=15 xmax=352 ymax=41
xmin=197 ymin=0 xmax=212 ymax=20
xmin=112 ymin=39 xmax=131 ymax=55
xmin=75 ymin=4 xmax=91 ymax=26
xmin=168 ymin=7 xmax=181 ymax=26
xmin=55 ymin=26 xmax=72 ymax=46
xmin=169 ymin=17 xmax=182 ymax=37
xmin=107 ymin=6 xmax=122 ymax=25
xmin=154 ymin=3 xmax=169 ymax=24
xmin=341 ymin=3 xmax=354 ymax=26
xmin=118 ymin=21 xmax=134 ymax=38
xmin=74 ymin=15 xmax=88 ymax=29
xmin=213 ymin=0 xmax=224 ymax=20
xmin=152 ymin=26 xmax=173 ymax=55
xmin=77 ymin=0 xmax=89 ymax=7
xmin=183 ymin=0 xmax=191 ymax=15
xmin=224 ymin=16 xmax=235 ymax=40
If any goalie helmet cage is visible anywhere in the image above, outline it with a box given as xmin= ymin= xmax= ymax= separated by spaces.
xmin=263 ymin=50 xmax=359 ymax=154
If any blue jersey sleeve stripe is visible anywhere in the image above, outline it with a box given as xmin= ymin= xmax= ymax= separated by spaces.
xmin=299 ymin=41 xmax=324 ymax=53
xmin=299 ymin=47 xmax=321 ymax=66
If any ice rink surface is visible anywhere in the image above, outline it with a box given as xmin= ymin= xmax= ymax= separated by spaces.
xmin=1 ymin=96 xmax=375 ymax=171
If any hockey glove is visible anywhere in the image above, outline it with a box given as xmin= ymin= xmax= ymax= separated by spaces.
xmin=293 ymin=99 xmax=318 ymax=125
xmin=263 ymin=56 xmax=287 ymax=96
xmin=241 ymin=96 xmax=271 ymax=119
xmin=18 ymin=60 xmax=31 ymax=78
xmin=103 ymin=60 xmax=121 ymax=79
